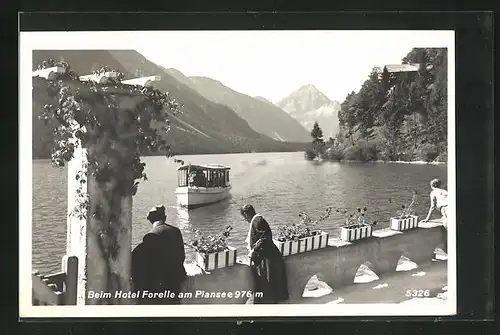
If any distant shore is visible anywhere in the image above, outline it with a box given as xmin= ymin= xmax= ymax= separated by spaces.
xmin=310 ymin=159 xmax=446 ymax=165
xmin=375 ymin=160 xmax=446 ymax=165
xmin=32 ymin=153 xmax=446 ymax=165
xmin=348 ymin=159 xmax=446 ymax=165
xmin=32 ymin=149 xmax=307 ymax=161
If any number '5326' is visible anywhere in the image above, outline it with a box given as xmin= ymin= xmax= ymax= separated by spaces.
xmin=405 ymin=289 xmax=430 ymax=297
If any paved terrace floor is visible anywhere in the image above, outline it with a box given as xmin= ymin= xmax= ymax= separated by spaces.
xmin=300 ymin=253 xmax=448 ymax=305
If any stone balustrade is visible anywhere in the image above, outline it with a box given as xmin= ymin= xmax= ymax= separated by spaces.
xmin=180 ymin=221 xmax=447 ymax=304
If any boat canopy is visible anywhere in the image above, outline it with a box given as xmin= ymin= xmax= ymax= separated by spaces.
xmin=177 ymin=164 xmax=231 ymax=171
xmin=177 ymin=164 xmax=231 ymax=187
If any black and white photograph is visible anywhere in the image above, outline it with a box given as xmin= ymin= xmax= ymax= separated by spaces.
xmin=20 ymin=30 xmax=456 ymax=317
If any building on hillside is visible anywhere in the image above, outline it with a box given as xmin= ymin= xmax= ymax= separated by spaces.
xmin=374 ymin=63 xmax=421 ymax=74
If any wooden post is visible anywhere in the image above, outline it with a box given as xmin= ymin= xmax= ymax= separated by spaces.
xmin=62 ymin=255 xmax=78 ymax=305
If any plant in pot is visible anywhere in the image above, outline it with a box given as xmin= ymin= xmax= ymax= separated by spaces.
xmin=189 ymin=225 xmax=236 ymax=271
xmin=390 ymin=190 xmax=419 ymax=231
xmin=274 ymin=207 xmax=332 ymax=256
xmin=336 ymin=207 xmax=377 ymax=242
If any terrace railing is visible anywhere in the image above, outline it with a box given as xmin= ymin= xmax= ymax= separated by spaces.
xmin=32 ymin=255 xmax=78 ymax=306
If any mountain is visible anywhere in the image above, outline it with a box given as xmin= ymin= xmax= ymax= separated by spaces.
xmin=163 ymin=67 xmax=197 ymax=89
xmin=253 ymin=96 xmax=274 ymax=105
xmin=106 ymin=51 xmax=262 ymax=139
xmin=277 ymin=84 xmax=341 ymax=139
xmin=165 ymin=71 xmax=311 ymax=143
xmin=32 ymin=50 xmax=309 ymax=158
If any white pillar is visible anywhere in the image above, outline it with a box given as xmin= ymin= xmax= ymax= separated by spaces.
xmin=63 ymin=76 xmax=141 ymax=305
xmin=66 ymin=143 xmax=133 ymax=305
xmin=66 ymin=144 xmax=88 ymax=304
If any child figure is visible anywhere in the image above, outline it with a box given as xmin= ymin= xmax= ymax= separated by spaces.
xmin=422 ymin=178 xmax=448 ymax=228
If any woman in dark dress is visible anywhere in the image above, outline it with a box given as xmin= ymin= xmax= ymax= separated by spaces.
xmin=240 ymin=204 xmax=289 ymax=304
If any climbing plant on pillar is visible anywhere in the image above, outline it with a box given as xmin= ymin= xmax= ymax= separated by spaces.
xmin=36 ymin=59 xmax=182 ymax=304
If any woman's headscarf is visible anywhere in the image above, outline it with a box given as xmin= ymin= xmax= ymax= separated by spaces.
xmin=250 ymin=214 xmax=272 ymax=246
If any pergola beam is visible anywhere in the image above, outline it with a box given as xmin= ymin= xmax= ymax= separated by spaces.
xmin=122 ymin=75 xmax=161 ymax=87
xmin=32 ymin=68 xmax=162 ymax=90
xmin=32 ymin=66 xmax=67 ymax=80
xmin=79 ymin=71 xmax=120 ymax=84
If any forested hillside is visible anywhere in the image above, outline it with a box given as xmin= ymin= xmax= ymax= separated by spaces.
xmin=309 ymin=48 xmax=448 ymax=163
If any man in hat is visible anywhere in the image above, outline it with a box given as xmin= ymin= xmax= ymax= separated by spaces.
xmin=131 ymin=205 xmax=187 ymax=305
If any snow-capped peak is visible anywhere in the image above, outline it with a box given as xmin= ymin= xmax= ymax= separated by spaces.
xmin=277 ymin=84 xmax=342 ymax=138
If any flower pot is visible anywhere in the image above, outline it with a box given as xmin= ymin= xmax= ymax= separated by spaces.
xmin=273 ymin=231 xmax=329 ymax=256
xmin=390 ymin=215 xmax=419 ymax=231
xmin=339 ymin=225 xmax=373 ymax=242
xmin=196 ymin=246 xmax=237 ymax=271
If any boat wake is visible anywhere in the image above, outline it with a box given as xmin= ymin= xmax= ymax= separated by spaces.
xmin=254 ymin=159 xmax=268 ymax=166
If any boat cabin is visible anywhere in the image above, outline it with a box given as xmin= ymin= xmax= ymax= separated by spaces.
xmin=177 ymin=164 xmax=231 ymax=188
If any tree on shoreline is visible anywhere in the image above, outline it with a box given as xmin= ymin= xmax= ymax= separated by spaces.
xmin=304 ymin=121 xmax=326 ymax=160
xmin=311 ymin=121 xmax=325 ymax=149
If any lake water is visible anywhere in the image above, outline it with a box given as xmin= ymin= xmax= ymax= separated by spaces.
xmin=32 ymin=152 xmax=447 ymax=273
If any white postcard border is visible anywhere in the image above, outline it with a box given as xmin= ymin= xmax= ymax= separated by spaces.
xmin=19 ymin=30 xmax=456 ymax=318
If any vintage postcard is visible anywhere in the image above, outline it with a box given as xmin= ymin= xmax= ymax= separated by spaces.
xmin=20 ymin=30 xmax=456 ymax=318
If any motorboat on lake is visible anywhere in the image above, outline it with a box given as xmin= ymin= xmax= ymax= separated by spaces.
xmin=175 ymin=164 xmax=232 ymax=209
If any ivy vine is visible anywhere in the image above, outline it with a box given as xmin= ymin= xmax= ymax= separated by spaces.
xmin=36 ymin=59 xmax=183 ymax=219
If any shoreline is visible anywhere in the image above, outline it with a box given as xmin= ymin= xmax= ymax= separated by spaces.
xmin=310 ymin=159 xmax=446 ymax=165
xmin=32 ymin=150 xmax=307 ymax=161
xmin=350 ymin=159 xmax=446 ymax=165
xmin=32 ymin=152 xmax=446 ymax=165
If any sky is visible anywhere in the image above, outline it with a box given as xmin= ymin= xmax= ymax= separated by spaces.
xmin=22 ymin=30 xmax=453 ymax=104
xmin=134 ymin=30 xmax=452 ymax=103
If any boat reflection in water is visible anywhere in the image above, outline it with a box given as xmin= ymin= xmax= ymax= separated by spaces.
xmin=174 ymin=198 xmax=234 ymax=261
xmin=175 ymin=198 xmax=233 ymax=229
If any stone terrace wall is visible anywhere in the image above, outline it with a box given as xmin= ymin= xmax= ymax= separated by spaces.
xmin=180 ymin=221 xmax=447 ymax=304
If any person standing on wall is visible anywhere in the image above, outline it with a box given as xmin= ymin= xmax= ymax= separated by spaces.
xmin=240 ymin=204 xmax=289 ymax=304
xmin=131 ymin=205 xmax=187 ymax=304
